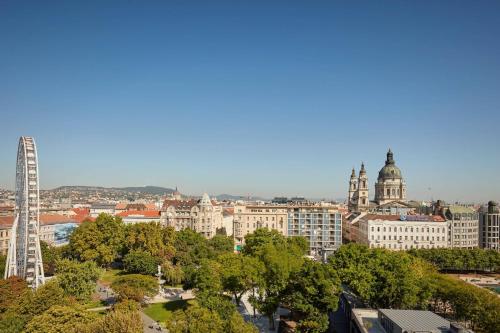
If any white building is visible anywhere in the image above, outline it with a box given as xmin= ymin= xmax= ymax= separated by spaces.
xmin=357 ymin=214 xmax=448 ymax=250
xmin=116 ymin=210 xmax=162 ymax=225
xmin=89 ymin=203 xmax=116 ymax=217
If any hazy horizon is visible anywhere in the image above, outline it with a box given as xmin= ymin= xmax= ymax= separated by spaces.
xmin=1 ymin=1 xmax=499 ymax=203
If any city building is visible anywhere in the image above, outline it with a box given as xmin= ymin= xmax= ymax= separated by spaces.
xmin=89 ymin=203 xmax=116 ymax=217
xmin=114 ymin=202 xmax=157 ymax=214
xmin=160 ymin=193 xmax=223 ymax=238
xmin=222 ymin=208 xmax=234 ymax=236
xmin=356 ymin=214 xmax=448 ymax=250
xmin=479 ymin=201 xmax=500 ymax=251
xmin=233 ymin=204 xmax=288 ymax=249
xmin=1 ymin=214 xmax=79 ymax=254
xmin=348 ymin=150 xmax=411 ymax=214
xmin=288 ymin=204 xmax=342 ymax=258
xmin=434 ymin=201 xmax=479 ymax=248
xmin=191 ymin=193 xmax=224 ymax=238
xmin=116 ymin=210 xmax=162 ymax=225
xmin=350 ymin=308 xmax=470 ymax=333
xmin=0 ymin=216 xmax=13 ymax=255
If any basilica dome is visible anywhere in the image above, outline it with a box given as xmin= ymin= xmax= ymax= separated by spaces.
xmin=378 ymin=149 xmax=402 ymax=180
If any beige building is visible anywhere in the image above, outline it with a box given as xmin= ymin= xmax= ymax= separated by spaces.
xmin=356 ymin=214 xmax=448 ymax=250
xmin=233 ymin=204 xmax=288 ymax=248
xmin=161 ymin=193 xmax=223 ymax=238
xmin=0 ymin=217 xmax=13 ymax=255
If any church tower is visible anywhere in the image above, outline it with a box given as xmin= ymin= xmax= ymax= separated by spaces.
xmin=348 ymin=168 xmax=358 ymax=211
xmin=357 ymin=163 xmax=369 ymax=210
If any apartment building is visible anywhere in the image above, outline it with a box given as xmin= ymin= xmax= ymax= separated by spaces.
xmin=479 ymin=201 xmax=500 ymax=251
xmin=356 ymin=214 xmax=448 ymax=250
xmin=288 ymin=204 xmax=342 ymax=257
xmin=160 ymin=193 xmax=223 ymax=238
xmin=233 ymin=204 xmax=288 ymax=249
xmin=444 ymin=205 xmax=479 ymax=248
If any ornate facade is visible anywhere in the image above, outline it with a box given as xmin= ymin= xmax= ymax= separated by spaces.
xmin=374 ymin=149 xmax=407 ymax=205
xmin=160 ymin=193 xmax=223 ymax=238
xmin=348 ymin=149 xmax=408 ymax=213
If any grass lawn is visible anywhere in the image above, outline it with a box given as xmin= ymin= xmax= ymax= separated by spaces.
xmin=83 ymin=299 xmax=108 ymax=309
xmin=99 ymin=269 xmax=124 ymax=285
xmin=144 ymin=300 xmax=195 ymax=323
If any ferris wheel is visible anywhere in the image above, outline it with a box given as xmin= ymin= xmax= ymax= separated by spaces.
xmin=5 ymin=137 xmax=45 ymax=289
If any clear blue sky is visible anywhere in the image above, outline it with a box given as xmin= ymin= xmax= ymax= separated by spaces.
xmin=1 ymin=1 xmax=499 ymax=202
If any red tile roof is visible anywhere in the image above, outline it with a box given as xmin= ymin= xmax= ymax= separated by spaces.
xmin=71 ymin=208 xmax=92 ymax=223
xmin=0 ymin=214 xmax=81 ymax=228
xmin=116 ymin=210 xmax=161 ymax=218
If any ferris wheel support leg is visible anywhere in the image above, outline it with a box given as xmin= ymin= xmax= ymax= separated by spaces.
xmin=4 ymin=215 xmax=19 ymax=279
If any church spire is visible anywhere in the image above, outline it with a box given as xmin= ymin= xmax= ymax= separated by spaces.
xmin=359 ymin=162 xmax=366 ymax=175
xmin=351 ymin=167 xmax=356 ymax=178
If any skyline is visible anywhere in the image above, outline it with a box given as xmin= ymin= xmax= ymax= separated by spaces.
xmin=1 ymin=1 xmax=500 ymax=202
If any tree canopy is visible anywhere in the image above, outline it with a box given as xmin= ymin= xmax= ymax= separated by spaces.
xmin=55 ymin=259 xmax=101 ymax=301
xmin=111 ymin=274 xmax=158 ymax=302
xmin=123 ymin=249 xmax=161 ymax=276
xmin=68 ymin=214 xmax=125 ymax=266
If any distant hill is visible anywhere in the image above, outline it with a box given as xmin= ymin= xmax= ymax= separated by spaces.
xmin=116 ymin=186 xmax=175 ymax=195
xmin=213 ymin=193 xmax=268 ymax=201
xmin=51 ymin=185 xmax=175 ymax=195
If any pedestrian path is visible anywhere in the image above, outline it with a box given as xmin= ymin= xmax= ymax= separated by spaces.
xmin=238 ymin=292 xmax=289 ymax=332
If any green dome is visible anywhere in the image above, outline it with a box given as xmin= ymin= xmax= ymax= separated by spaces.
xmin=378 ymin=149 xmax=403 ymax=180
xmin=378 ymin=164 xmax=402 ymax=180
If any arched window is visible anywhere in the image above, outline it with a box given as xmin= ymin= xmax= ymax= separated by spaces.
xmin=387 ymin=189 xmax=390 ymax=195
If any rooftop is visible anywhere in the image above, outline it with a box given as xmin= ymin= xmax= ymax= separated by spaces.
xmin=378 ymin=309 xmax=450 ymax=333
xmin=363 ymin=214 xmax=446 ymax=222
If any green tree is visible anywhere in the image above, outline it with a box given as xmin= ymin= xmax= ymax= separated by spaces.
xmin=208 ymin=234 xmax=234 ymax=256
xmin=250 ymin=242 xmax=304 ymax=330
xmin=227 ymin=311 xmax=259 ymax=333
xmin=55 ymin=259 xmax=101 ymax=302
xmin=111 ymin=274 xmax=158 ymax=303
xmin=17 ymin=279 xmax=72 ymax=319
xmin=123 ymin=249 xmax=161 ymax=275
xmin=40 ymin=241 xmax=62 ymax=276
xmin=79 ymin=300 xmax=143 ymax=333
xmin=166 ymin=304 xmax=225 ymax=333
xmin=162 ymin=261 xmax=184 ymax=286
xmin=0 ymin=279 xmax=72 ymax=333
xmin=218 ymin=253 xmax=263 ymax=306
xmin=124 ymin=223 xmax=176 ymax=260
xmin=242 ymin=228 xmax=288 ymax=256
xmin=22 ymin=305 xmax=96 ymax=333
xmin=173 ymin=228 xmax=211 ymax=267
xmin=0 ymin=254 xmax=6 ymax=277
xmin=283 ymin=260 xmax=340 ymax=332
xmin=329 ymin=244 xmax=434 ymax=309
xmin=69 ymin=213 xmax=125 ymax=267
